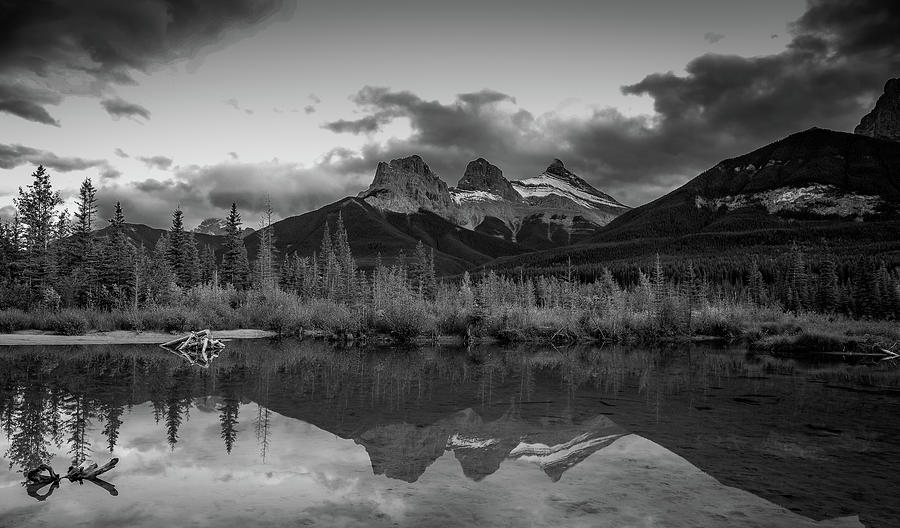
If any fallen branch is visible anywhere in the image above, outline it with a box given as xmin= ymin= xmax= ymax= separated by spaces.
xmin=66 ymin=457 xmax=118 ymax=481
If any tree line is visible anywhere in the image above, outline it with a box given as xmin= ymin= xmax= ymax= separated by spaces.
xmin=1 ymin=165 xmax=898 ymax=322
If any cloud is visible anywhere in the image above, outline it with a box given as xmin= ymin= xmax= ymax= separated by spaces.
xmin=703 ymin=32 xmax=725 ymax=44
xmin=96 ymin=155 xmax=371 ymax=228
xmin=100 ymin=167 xmax=122 ymax=180
xmin=138 ymin=155 xmax=174 ymax=170
xmin=114 ymin=148 xmax=129 ymax=158
xmin=304 ymin=105 xmax=316 ymax=114
xmin=309 ymin=94 xmax=321 ymax=104
xmin=228 ymin=152 xmax=239 ymax=160
xmin=0 ymin=83 xmax=62 ymax=125
xmin=101 ymin=97 xmax=151 ymax=120
xmin=0 ymin=0 xmax=290 ymax=126
xmin=320 ymin=0 xmax=900 ymax=207
xmin=0 ymin=143 xmax=106 ymax=172
xmin=225 ymin=98 xmax=254 ymax=115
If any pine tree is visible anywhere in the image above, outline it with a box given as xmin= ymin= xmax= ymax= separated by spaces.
xmin=187 ymin=231 xmax=202 ymax=287
xmin=818 ymin=252 xmax=839 ymax=312
xmin=15 ymin=165 xmax=64 ymax=294
xmin=254 ymin=197 xmax=278 ymax=292
xmin=72 ymin=177 xmax=98 ymax=260
xmin=220 ymin=203 xmax=250 ymax=289
xmin=199 ymin=245 xmax=217 ymax=285
xmin=102 ymin=202 xmax=135 ymax=306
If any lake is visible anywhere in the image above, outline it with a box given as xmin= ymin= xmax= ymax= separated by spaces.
xmin=1 ymin=340 xmax=898 ymax=527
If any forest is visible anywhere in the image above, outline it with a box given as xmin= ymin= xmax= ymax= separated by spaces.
xmin=0 ymin=166 xmax=899 ymax=349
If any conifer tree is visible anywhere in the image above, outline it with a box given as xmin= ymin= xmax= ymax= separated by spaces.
xmin=220 ymin=203 xmax=250 ymax=289
xmin=15 ymin=165 xmax=64 ymax=294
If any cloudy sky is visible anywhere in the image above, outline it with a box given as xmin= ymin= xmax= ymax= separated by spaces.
xmin=1 ymin=0 xmax=898 ymax=228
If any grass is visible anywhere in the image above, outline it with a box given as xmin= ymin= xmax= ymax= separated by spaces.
xmin=0 ymin=284 xmax=897 ymax=354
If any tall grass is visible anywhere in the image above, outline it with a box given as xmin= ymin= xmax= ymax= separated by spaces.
xmin=1 ymin=282 xmax=897 ymax=351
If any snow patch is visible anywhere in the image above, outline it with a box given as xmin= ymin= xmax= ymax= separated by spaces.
xmin=509 ymin=433 xmax=624 ymax=465
xmin=450 ymin=189 xmax=503 ymax=205
xmin=512 ymin=173 xmax=625 ymax=210
xmin=695 ymin=184 xmax=883 ymax=217
xmin=446 ymin=433 xmax=499 ymax=449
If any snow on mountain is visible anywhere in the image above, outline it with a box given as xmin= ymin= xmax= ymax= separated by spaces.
xmin=449 ymin=189 xmax=504 ymax=205
xmin=694 ymin=184 xmax=884 ymax=218
xmin=512 ymin=159 xmax=627 ymax=212
xmin=194 ymin=218 xmax=254 ymax=237
xmin=446 ymin=433 xmax=500 ymax=449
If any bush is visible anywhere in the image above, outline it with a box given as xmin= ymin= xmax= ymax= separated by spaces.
xmin=49 ymin=311 xmax=89 ymax=335
xmin=0 ymin=309 xmax=29 ymax=333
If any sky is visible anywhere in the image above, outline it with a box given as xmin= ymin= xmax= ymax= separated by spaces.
xmin=0 ymin=0 xmax=898 ymax=229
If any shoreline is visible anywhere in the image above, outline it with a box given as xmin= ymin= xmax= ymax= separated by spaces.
xmin=0 ymin=329 xmax=277 ymax=346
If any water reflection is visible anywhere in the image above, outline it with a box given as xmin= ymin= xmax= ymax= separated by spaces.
xmin=0 ymin=341 xmax=897 ymax=527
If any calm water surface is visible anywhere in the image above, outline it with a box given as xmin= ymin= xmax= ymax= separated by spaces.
xmin=1 ymin=340 xmax=898 ymax=527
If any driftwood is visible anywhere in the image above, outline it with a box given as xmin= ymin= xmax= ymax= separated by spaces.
xmin=23 ymin=458 xmax=119 ymax=501
xmin=25 ymin=463 xmax=60 ymax=485
xmin=66 ymin=457 xmax=119 ymax=481
xmin=160 ymin=330 xmax=225 ymax=368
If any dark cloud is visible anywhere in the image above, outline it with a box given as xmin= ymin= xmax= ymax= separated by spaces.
xmin=114 ymin=148 xmax=129 ymax=158
xmin=228 ymin=151 xmax=239 ymax=160
xmin=0 ymin=143 xmax=106 ymax=172
xmin=703 ymin=32 xmax=725 ymax=44
xmin=304 ymin=105 xmax=316 ymax=114
xmin=101 ymin=97 xmax=151 ymax=120
xmin=0 ymin=0 xmax=289 ymax=126
xmin=322 ymin=0 xmax=900 ymax=206
xmin=0 ymin=83 xmax=61 ymax=125
xmin=138 ymin=155 xmax=174 ymax=170
xmin=323 ymin=115 xmax=388 ymax=134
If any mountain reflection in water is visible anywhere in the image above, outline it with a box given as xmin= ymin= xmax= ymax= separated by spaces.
xmin=1 ymin=340 xmax=897 ymax=527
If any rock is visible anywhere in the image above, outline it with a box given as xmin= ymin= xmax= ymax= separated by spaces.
xmin=855 ymin=78 xmax=900 ymax=142
xmin=359 ymin=155 xmax=457 ymax=217
xmin=456 ymin=158 xmax=523 ymax=202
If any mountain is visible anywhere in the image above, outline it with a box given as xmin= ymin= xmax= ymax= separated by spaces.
xmin=194 ymin=218 xmax=254 ymax=237
xmin=596 ymin=127 xmax=900 ymax=242
xmin=482 ymin=127 xmax=900 ymax=274
xmin=359 ymin=154 xmax=629 ymax=250
xmin=96 ymin=222 xmax=227 ymax=253
xmin=855 ymin=78 xmax=900 ymax=142
xmin=511 ymin=158 xmax=627 ymax=216
xmin=241 ymin=196 xmax=528 ymax=275
xmin=354 ymin=408 xmax=626 ymax=483
xmin=358 ymin=155 xmax=457 ymax=219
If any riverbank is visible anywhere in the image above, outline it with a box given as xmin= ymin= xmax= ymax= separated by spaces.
xmin=0 ymin=329 xmax=277 ymax=346
xmin=0 ymin=304 xmax=897 ymax=355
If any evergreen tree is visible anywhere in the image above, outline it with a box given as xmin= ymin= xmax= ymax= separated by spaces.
xmin=167 ymin=208 xmax=189 ymax=288
xmin=220 ymin=203 xmax=250 ymax=289
xmin=15 ymin=166 xmax=64 ymax=294
xmin=199 ymin=245 xmax=217 ymax=285
xmin=182 ymin=231 xmax=200 ymax=287
xmin=254 ymin=197 xmax=278 ymax=292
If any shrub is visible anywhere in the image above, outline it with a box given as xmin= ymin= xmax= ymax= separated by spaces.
xmin=49 ymin=311 xmax=89 ymax=335
xmin=0 ymin=309 xmax=29 ymax=333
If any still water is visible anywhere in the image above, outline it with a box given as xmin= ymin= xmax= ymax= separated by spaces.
xmin=1 ymin=340 xmax=898 ymax=527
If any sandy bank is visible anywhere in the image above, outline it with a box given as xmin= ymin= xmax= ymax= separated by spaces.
xmin=0 ymin=329 xmax=277 ymax=346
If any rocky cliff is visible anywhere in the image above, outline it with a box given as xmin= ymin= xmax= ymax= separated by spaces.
xmin=855 ymin=78 xmax=900 ymax=142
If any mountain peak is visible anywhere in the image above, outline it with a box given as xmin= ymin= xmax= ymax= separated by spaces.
xmin=361 ymin=154 xmax=456 ymax=216
xmin=855 ymin=78 xmax=900 ymax=142
xmin=388 ymin=155 xmax=433 ymax=177
xmin=456 ymin=158 xmax=522 ymax=202
xmin=548 ymin=158 xmax=566 ymax=170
